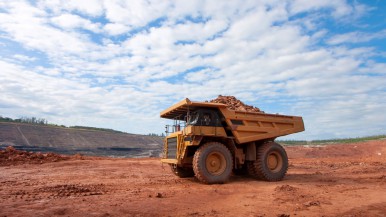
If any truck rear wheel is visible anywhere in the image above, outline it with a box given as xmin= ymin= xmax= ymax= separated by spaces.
xmin=193 ymin=142 xmax=233 ymax=184
xmin=248 ymin=142 xmax=288 ymax=181
xmin=169 ymin=164 xmax=195 ymax=178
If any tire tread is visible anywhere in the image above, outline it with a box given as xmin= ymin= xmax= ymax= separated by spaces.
xmin=193 ymin=142 xmax=233 ymax=184
xmin=249 ymin=142 xmax=288 ymax=181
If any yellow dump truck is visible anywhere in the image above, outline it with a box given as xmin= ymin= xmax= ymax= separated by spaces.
xmin=160 ymin=98 xmax=304 ymax=184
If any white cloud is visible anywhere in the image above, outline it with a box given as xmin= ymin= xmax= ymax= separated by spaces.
xmin=359 ymin=61 xmax=386 ymax=74
xmin=290 ymin=0 xmax=354 ymax=18
xmin=12 ymin=54 xmax=36 ymax=62
xmin=184 ymin=68 xmax=219 ymax=83
xmin=0 ymin=2 xmax=96 ymax=57
xmin=226 ymin=5 xmax=288 ymax=40
xmin=327 ymin=30 xmax=386 ymax=45
xmin=103 ymin=22 xmax=130 ymax=36
xmin=102 ymin=0 xmax=171 ymax=26
xmin=51 ymin=13 xmax=101 ymax=33
xmin=37 ymin=0 xmax=104 ymax=17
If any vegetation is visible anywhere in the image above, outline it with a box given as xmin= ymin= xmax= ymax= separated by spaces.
xmin=148 ymin=133 xmax=165 ymax=137
xmin=69 ymin=125 xmax=124 ymax=133
xmin=279 ymin=134 xmax=386 ymax=146
xmin=0 ymin=116 xmax=47 ymax=125
xmin=277 ymin=140 xmax=308 ymax=146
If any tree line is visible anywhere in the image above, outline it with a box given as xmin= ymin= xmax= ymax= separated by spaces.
xmin=0 ymin=116 xmax=48 ymax=125
xmin=148 ymin=133 xmax=165 ymax=137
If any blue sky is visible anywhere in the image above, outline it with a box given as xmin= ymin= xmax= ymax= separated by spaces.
xmin=0 ymin=0 xmax=385 ymax=140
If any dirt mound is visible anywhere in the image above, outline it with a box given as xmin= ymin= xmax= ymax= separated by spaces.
xmin=208 ymin=95 xmax=262 ymax=112
xmin=275 ymin=184 xmax=299 ymax=192
xmin=0 ymin=146 xmax=70 ymax=166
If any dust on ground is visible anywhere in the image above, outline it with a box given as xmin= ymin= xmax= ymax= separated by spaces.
xmin=1 ymin=140 xmax=386 ymax=217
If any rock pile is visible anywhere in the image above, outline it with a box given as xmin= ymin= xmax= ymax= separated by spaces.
xmin=208 ymin=95 xmax=263 ymax=113
xmin=0 ymin=146 xmax=69 ymax=166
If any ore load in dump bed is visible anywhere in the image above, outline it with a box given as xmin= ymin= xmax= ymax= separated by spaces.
xmin=207 ymin=95 xmax=263 ymax=113
xmin=160 ymin=96 xmax=305 ymax=184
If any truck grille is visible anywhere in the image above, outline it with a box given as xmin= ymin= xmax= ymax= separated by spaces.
xmin=167 ymin=137 xmax=177 ymax=159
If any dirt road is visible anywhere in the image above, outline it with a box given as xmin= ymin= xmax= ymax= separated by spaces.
xmin=1 ymin=140 xmax=385 ymax=217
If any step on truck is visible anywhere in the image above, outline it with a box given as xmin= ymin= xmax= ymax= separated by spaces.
xmin=160 ymin=98 xmax=305 ymax=184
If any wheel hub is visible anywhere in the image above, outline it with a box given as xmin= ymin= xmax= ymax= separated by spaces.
xmin=267 ymin=151 xmax=283 ymax=172
xmin=206 ymin=152 xmax=226 ymax=175
xmin=210 ymin=160 xmax=217 ymax=167
xmin=268 ymin=154 xmax=278 ymax=169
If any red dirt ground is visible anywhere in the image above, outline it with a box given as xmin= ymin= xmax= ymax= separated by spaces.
xmin=1 ymin=140 xmax=385 ymax=217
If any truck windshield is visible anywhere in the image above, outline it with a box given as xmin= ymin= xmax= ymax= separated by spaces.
xmin=187 ymin=112 xmax=199 ymax=125
xmin=186 ymin=109 xmax=222 ymax=127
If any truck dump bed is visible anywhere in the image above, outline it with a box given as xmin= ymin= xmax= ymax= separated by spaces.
xmin=160 ymin=98 xmax=304 ymax=144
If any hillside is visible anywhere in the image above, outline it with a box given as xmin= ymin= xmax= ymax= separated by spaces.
xmin=0 ymin=122 xmax=163 ymax=157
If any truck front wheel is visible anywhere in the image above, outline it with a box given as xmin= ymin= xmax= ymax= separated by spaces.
xmin=193 ymin=142 xmax=233 ymax=184
xmin=248 ymin=142 xmax=288 ymax=181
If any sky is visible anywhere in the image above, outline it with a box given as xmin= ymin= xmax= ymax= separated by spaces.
xmin=0 ymin=0 xmax=385 ymax=140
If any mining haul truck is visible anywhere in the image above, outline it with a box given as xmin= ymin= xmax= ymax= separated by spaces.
xmin=160 ymin=98 xmax=305 ymax=184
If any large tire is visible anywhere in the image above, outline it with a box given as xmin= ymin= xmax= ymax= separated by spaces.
xmin=169 ymin=164 xmax=195 ymax=178
xmin=248 ymin=142 xmax=288 ymax=181
xmin=193 ymin=142 xmax=233 ymax=184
